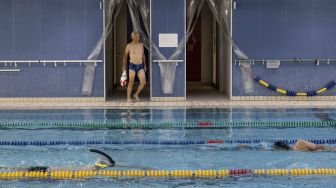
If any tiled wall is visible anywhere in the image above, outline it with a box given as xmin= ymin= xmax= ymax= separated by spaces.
xmin=232 ymin=96 xmax=336 ymax=101
xmin=0 ymin=0 xmax=104 ymax=97
xmin=0 ymin=97 xmax=105 ymax=103
xmin=151 ymin=97 xmax=185 ymax=102
xmin=151 ymin=0 xmax=186 ymax=99
xmin=232 ymin=0 xmax=336 ymax=97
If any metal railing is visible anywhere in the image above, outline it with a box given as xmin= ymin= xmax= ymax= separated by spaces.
xmin=0 ymin=69 xmax=20 ymax=72
xmin=234 ymin=58 xmax=336 ymax=66
xmin=0 ymin=60 xmax=103 ymax=67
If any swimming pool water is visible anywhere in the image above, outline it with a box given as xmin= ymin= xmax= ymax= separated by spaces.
xmin=0 ymin=108 xmax=336 ymax=188
xmin=0 ymin=108 xmax=335 ymax=124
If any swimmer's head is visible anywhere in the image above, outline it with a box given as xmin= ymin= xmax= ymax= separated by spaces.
xmin=94 ymin=157 xmax=115 ymax=169
xmin=90 ymin=149 xmax=115 ymax=169
xmin=273 ymin=141 xmax=291 ymax=150
xmin=131 ymin=31 xmax=140 ymax=42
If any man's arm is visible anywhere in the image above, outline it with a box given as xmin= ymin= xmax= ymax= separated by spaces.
xmin=122 ymin=44 xmax=130 ymax=71
xmin=315 ymin=144 xmax=336 ymax=151
xmin=303 ymin=140 xmax=336 ymax=151
xmin=142 ymin=44 xmax=147 ymax=72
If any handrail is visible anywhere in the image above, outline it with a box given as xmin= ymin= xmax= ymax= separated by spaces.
xmin=0 ymin=69 xmax=20 ymax=72
xmin=0 ymin=60 xmax=103 ymax=63
xmin=153 ymin=59 xmax=184 ymax=66
xmin=153 ymin=60 xmax=184 ymax=63
xmin=235 ymin=58 xmax=336 ymax=65
xmin=153 ymin=59 xmax=183 ymax=65
xmin=0 ymin=60 xmax=103 ymax=67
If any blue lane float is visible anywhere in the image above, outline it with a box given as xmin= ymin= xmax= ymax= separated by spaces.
xmin=1 ymin=139 xmax=336 ymax=146
xmin=254 ymin=76 xmax=336 ymax=96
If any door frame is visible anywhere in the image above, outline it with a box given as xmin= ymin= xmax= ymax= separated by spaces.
xmin=103 ymin=0 xmax=106 ymax=100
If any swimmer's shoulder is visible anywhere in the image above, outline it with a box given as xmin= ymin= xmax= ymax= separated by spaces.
xmin=294 ymin=140 xmax=317 ymax=151
xmin=293 ymin=140 xmax=305 ymax=150
xmin=298 ymin=140 xmax=316 ymax=146
xmin=296 ymin=140 xmax=306 ymax=145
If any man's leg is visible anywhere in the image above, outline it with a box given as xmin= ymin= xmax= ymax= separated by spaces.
xmin=134 ymin=69 xmax=146 ymax=101
xmin=127 ymin=70 xmax=136 ymax=102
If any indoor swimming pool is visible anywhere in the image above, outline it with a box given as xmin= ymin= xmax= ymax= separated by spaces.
xmin=0 ymin=108 xmax=336 ymax=187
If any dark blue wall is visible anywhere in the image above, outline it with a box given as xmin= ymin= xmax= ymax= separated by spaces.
xmin=233 ymin=0 xmax=336 ymax=96
xmin=151 ymin=0 xmax=185 ymax=97
xmin=0 ymin=0 xmax=103 ymax=97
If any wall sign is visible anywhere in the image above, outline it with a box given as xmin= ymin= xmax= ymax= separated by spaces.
xmin=159 ymin=33 xmax=178 ymax=47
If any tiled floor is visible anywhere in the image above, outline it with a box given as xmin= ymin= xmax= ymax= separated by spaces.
xmin=0 ymin=86 xmax=336 ymax=109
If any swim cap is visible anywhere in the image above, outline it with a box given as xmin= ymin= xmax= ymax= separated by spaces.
xmin=273 ymin=141 xmax=291 ymax=150
xmin=90 ymin=149 xmax=115 ymax=169
xmin=94 ymin=158 xmax=112 ymax=169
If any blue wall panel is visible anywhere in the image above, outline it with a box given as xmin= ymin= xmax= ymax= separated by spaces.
xmin=41 ymin=0 xmax=68 ymax=59
xmin=233 ymin=0 xmax=336 ymax=96
xmin=0 ymin=0 xmax=103 ymax=97
xmin=0 ymin=64 xmax=103 ymax=97
xmin=151 ymin=0 xmax=185 ymax=97
xmin=14 ymin=0 xmax=41 ymax=59
xmin=68 ymin=0 xmax=87 ymax=58
xmin=86 ymin=0 xmax=104 ymax=59
xmin=0 ymin=0 xmax=13 ymax=59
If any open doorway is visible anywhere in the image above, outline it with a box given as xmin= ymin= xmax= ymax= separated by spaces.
xmin=105 ymin=1 xmax=150 ymax=101
xmin=186 ymin=2 xmax=231 ymax=100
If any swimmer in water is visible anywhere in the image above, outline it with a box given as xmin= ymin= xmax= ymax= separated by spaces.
xmin=1 ymin=149 xmax=115 ymax=172
xmin=274 ymin=140 xmax=336 ymax=151
xmin=1 ymin=149 xmax=153 ymax=172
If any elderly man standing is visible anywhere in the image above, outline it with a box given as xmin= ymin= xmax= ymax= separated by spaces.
xmin=122 ymin=31 xmax=147 ymax=102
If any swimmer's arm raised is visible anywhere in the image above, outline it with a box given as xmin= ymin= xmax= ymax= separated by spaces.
xmin=122 ymin=45 xmax=130 ymax=71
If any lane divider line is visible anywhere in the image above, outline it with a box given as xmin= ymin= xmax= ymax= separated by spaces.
xmin=0 ymin=168 xmax=336 ymax=179
xmin=1 ymin=139 xmax=336 ymax=146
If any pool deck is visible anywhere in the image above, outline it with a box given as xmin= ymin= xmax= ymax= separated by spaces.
xmin=1 ymin=86 xmax=336 ymax=109
xmin=1 ymin=100 xmax=336 ymax=110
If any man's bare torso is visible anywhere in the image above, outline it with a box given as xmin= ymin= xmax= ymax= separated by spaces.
xmin=127 ymin=43 xmax=144 ymax=64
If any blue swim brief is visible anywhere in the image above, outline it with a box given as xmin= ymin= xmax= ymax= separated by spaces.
xmin=129 ymin=62 xmax=144 ymax=73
